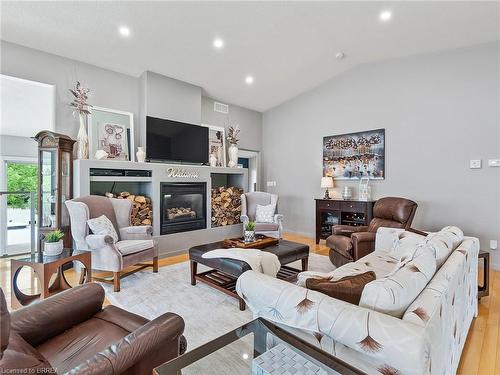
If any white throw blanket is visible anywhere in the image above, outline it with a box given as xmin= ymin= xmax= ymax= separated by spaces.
xmin=202 ymin=248 xmax=281 ymax=277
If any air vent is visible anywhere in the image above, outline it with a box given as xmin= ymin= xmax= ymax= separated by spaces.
xmin=214 ymin=101 xmax=229 ymax=114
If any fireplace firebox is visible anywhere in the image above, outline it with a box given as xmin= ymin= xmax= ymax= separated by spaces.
xmin=161 ymin=182 xmax=207 ymax=234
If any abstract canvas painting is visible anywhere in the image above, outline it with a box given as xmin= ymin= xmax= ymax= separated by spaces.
xmin=89 ymin=106 xmax=134 ymax=161
xmin=323 ymin=128 xmax=385 ymax=180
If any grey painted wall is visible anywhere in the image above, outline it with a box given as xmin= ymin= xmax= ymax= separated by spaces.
xmin=201 ymin=96 xmax=263 ymax=152
xmin=0 ymin=41 xmax=140 ymax=156
xmin=139 ymin=71 xmax=202 ymax=147
xmin=262 ymin=42 xmax=500 ymax=267
xmin=1 ymin=42 xmax=263 ymax=159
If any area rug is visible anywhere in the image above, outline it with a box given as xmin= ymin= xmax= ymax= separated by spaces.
xmin=102 ymin=253 xmax=335 ymax=352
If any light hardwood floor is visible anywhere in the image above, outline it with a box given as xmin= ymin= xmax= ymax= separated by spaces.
xmin=0 ymin=233 xmax=497 ymax=374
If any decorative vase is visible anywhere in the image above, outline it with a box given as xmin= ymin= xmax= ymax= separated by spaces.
xmin=95 ymin=149 xmax=108 ymax=160
xmin=228 ymin=143 xmax=238 ymax=168
xmin=44 ymin=240 xmax=63 ymax=256
xmin=341 ymin=186 xmax=352 ymax=200
xmin=244 ymin=230 xmax=255 ymax=243
xmin=209 ymin=153 xmax=217 ymax=167
xmin=136 ymin=146 xmax=146 ymax=163
xmin=77 ymin=113 xmax=89 ymax=159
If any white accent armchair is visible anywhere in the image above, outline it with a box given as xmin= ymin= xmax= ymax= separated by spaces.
xmin=65 ymin=195 xmax=158 ymax=292
xmin=240 ymin=192 xmax=284 ymax=239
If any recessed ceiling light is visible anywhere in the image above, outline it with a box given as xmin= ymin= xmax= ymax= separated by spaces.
xmin=213 ymin=38 xmax=224 ymax=49
xmin=245 ymin=76 xmax=254 ymax=85
xmin=335 ymin=52 xmax=346 ymax=60
xmin=379 ymin=10 xmax=392 ymax=22
xmin=119 ymin=26 xmax=131 ymax=37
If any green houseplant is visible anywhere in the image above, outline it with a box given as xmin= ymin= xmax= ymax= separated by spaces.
xmin=244 ymin=221 xmax=256 ymax=243
xmin=44 ymin=229 xmax=64 ymax=256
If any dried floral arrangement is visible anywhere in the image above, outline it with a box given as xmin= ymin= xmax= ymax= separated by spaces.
xmin=226 ymin=125 xmax=241 ymax=145
xmin=69 ymin=81 xmax=92 ymax=115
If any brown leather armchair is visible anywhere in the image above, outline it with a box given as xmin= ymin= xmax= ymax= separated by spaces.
xmin=0 ymin=283 xmax=187 ymax=374
xmin=327 ymin=197 xmax=418 ymax=267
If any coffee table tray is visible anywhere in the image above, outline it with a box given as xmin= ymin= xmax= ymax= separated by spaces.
xmin=223 ymin=235 xmax=279 ymax=249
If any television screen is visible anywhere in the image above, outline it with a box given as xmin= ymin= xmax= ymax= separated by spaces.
xmin=146 ymin=116 xmax=209 ymax=164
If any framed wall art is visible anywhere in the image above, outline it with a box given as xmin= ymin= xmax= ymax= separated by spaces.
xmin=202 ymin=124 xmax=226 ymax=167
xmin=89 ymin=106 xmax=134 ymax=161
xmin=323 ymin=128 xmax=385 ymax=180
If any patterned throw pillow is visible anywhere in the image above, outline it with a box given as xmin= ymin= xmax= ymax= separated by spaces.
xmin=87 ymin=215 xmax=119 ymax=243
xmin=306 ymin=271 xmax=376 ymax=305
xmin=255 ymin=204 xmax=276 ymax=223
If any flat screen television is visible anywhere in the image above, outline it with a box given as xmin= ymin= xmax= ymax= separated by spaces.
xmin=146 ymin=116 xmax=209 ymax=164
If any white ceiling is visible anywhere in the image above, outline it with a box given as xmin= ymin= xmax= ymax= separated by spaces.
xmin=1 ymin=1 xmax=499 ymax=112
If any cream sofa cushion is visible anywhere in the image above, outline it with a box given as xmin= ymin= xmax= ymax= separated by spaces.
xmin=115 ymin=239 xmax=154 ymax=255
xmin=359 ymin=244 xmax=437 ymax=318
xmin=374 ymin=227 xmax=404 ymax=252
xmin=424 ymin=226 xmax=464 ymax=268
xmin=387 ymin=231 xmax=426 ymax=261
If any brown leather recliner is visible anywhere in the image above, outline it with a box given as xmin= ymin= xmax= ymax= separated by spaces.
xmin=327 ymin=197 xmax=418 ymax=267
xmin=0 ymin=283 xmax=187 ymax=374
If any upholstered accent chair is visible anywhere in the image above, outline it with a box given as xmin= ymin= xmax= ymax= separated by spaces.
xmin=327 ymin=197 xmax=418 ymax=267
xmin=240 ymin=192 xmax=284 ymax=239
xmin=0 ymin=283 xmax=187 ymax=374
xmin=66 ymin=195 xmax=158 ymax=292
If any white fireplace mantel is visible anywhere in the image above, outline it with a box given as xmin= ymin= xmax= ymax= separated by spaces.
xmin=73 ymin=159 xmax=248 ymax=256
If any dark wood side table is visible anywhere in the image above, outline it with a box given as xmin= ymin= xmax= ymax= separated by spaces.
xmin=315 ymin=199 xmax=375 ymax=244
xmin=478 ymin=250 xmax=490 ymax=300
xmin=11 ymin=249 xmax=91 ymax=309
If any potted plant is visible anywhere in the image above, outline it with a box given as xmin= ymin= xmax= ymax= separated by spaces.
xmin=244 ymin=221 xmax=256 ymax=243
xmin=44 ymin=230 xmax=65 ymax=256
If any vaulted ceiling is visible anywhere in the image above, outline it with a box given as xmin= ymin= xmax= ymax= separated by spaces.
xmin=2 ymin=1 xmax=498 ymax=111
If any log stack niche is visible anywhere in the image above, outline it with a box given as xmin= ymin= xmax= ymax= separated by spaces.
xmin=89 ymin=178 xmax=153 ymax=226
xmin=210 ymin=173 xmax=246 ymax=228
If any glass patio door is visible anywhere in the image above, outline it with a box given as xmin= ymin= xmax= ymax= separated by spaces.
xmin=0 ymin=161 xmax=38 ymax=256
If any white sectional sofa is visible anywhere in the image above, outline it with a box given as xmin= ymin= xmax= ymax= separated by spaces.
xmin=236 ymin=227 xmax=479 ymax=375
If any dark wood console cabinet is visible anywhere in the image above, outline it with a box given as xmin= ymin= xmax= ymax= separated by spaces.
xmin=315 ymin=199 xmax=375 ymax=244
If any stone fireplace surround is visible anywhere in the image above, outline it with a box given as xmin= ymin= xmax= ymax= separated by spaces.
xmin=74 ymin=159 xmax=248 ymax=257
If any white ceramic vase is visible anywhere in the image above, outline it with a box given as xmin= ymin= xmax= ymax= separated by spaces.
xmin=77 ymin=113 xmax=89 ymax=159
xmin=44 ymin=240 xmax=63 ymax=256
xmin=136 ymin=146 xmax=146 ymax=162
xmin=228 ymin=143 xmax=238 ymax=168
xmin=209 ymin=153 xmax=217 ymax=167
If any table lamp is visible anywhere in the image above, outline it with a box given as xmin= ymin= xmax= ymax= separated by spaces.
xmin=321 ymin=177 xmax=334 ymax=199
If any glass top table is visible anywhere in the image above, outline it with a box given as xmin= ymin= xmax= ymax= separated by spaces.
xmin=154 ymin=318 xmax=365 ymax=375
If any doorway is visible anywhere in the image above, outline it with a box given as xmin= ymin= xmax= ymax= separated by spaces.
xmin=0 ymin=158 xmax=38 ymax=256
xmin=238 ymin=149 xmax=261 ymax=192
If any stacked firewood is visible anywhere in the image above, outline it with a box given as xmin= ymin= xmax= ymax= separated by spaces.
xmin=104 ymin=192 xmax=153 ymax=226
xmin=211 ymin=186 xmax=243 ymax=227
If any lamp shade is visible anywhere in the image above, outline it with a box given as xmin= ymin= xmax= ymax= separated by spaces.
xmin=321 ymin=176 xmax=334 ymax=188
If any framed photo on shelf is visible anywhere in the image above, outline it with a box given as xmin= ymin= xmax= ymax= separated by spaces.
xmin=202 ymin=124 xmax=226 ymax=167
xmin=88 ymin=106 xmax=134 ymax=161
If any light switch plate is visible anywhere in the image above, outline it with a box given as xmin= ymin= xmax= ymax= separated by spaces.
xmin=488 ymin=159 xmax=500 ymax=167
xmin=469 ymin=159 xmax=482 ymax=169
xmin=491 ymin=240 xmax=498 ymax=250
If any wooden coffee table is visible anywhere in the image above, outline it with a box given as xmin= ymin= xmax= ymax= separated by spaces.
xmin=11 ymin=249 xmax=91 ymax=309
xmin=189 ymin=239 xmax=309 ymax=310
